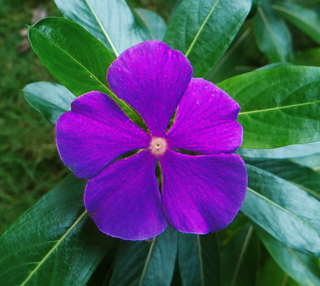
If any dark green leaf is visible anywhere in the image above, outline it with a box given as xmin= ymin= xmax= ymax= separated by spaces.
xmin=294 ymin=48 xmax=320 ymax=66
xmin=164 ymin=0 xmax=252 ymax=77
xmin=219 ymin=217 xmax=259 ymax=286
xmin=247 ymin=159 xmax=320 ymax=200
xmin=28 ymin=18 xmax=143 ymax=126
xmin=256 ymin=257 xmax=300 ymax=286
xmin=54 ymin=0 xmax=146 ymax=55
xmin=178 ymin=233 xmax=220 ymax=286
xmin=207 ymin=27 xmax=252 ymax=83
xmin=243 ymin=164 xmax=320 ymax=255
xmin=272 ymin=2 xmax=320 ymax=44
xmin=256 ymin=226 xmax=320 ymax=285
xmin=0 ymin=175 xmax=114 ymax=286
xmin=23 ymin=82 xmax=75 ymax=125
xmin=219 ymin=66 xmax=320 ymax=148
xmin=239 ymin=141 xmax=320 ymax=159
xmin=135 ymin=8 xmax=167 ymax=40
xmin=253 ymin=0 xmax=292 ymax=62
xmin=109 ymin=227 xmax=177 ymax=286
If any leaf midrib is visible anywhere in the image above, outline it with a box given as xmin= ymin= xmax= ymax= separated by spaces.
xmin=83 ymin=0 xmax=119 ymax=56
xmin=257 ymin=6 xmax=283 ymax=61
xmin=247 ymin=187 xmax=319 ymax=235
xmin=20 ymin=211 xmax=88 ymax=286
xmin=239 ymin=100 xmax=320 ymax=116
xmin=138 ymin=237 xmax=157 ymax=286
xmin=185 ymin=0 xmax=221 ymax=57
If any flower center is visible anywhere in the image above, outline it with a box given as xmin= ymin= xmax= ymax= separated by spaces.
xmin=150 ymin=137 xmax=167 ymax=156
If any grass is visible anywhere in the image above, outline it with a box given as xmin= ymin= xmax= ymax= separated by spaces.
xmin=0 ymin=0 xmax=67 ymax=233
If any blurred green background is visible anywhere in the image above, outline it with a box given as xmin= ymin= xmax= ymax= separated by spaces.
xmin=0 ymin=0 xmax=178 ymax=234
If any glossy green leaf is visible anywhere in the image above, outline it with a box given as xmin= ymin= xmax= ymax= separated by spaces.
xmin=242 ymin=164 xmax=320 ymax=255
xmin=253 ymin=0 xmax=292 ymax=62
xmin=239 ymin=141 xmax=320 ymax=159
xmin=256 ymin=226 xmax=320 ymax=285
xmin=178 ymin=233 xmax=220 ymax=286
xmin=164 ymin=0 xmax=252 ymax=77
xmin=219 ymin=217 xmax=259 ymax=286
xmin=23 ymin=82 xmax=75 ymax=125
xmin=219 ymin=66 xmax=320 ymax=149
xmin=54 ymin=0 xmax=146 ymax=55
xmin=256 ymin=257 xmax=300 ymax=286
xmin=247 ymin=159 xmax=320 ymax=200
xmin=29 ymin=18 xmax=114 ymax=96
xmin=0 ymin=175 xmax=114 ymax=286
xmin=28 ymin=17 xmax=143 ymax=126
xmin=109 ymin=228 xmax=177 ymax=286
xmin=272 ymin=2 xmax=320 ymax=44
xmin=134 ymin=8 xmax=167 ymax=40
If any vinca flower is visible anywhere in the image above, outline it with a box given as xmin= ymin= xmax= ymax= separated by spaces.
xmin=56 ymin=41 xmax=247 ymax=240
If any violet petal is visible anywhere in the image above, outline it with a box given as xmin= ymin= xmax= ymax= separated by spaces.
xmin=167 ymin=78 xmax=243 ymax=154
xmin=84 ymin=150 xmax=167 ymax=240
xmin=159 ymin=150 xmax=247 ymax=233
xmin=107 ymin=40 xmax=193 ymax=136
xmin=56 ymin=91 xmax=150 ymax=179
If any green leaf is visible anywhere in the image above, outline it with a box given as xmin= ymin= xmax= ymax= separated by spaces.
xmin=164 ymin=0 xmax=252 ymax=77
xmin=219 ymin=217 xmax=259 ymax=286
xmin=272 ymin=2 xmax=320 ymax=44
xmin=178 ymin=233 xmax=220 ymax=286
xmin=219 ymin=66 xmax=320 ymax=149
xmin=0 ymin=175 xmax=114 ymax=286
xmin=28 ymin=17 xmax=144 ymax=127
xmin=239 ymin=141 xmax=320 ymax=159
xmin=256 ymin=257 xmax=300 ymax=286
xmin=253 ymin=0 xmax=292 ymax=62
xmin=242 ymin=164 xmax=320 ymax=255
xmin=23 ymin=82 xmax=75 ymax=125
xmin=54 ymin=0 xmax=146 ymax=55
xmin=134 ymin=8 xmax=167 ymax=40
xmin=109 ymin=227 xmax=177 ymax=286
xmin=256 ymin=226 xmax=320 ymax=286
xmin=247 ymin=159 xmax=320 ymax=201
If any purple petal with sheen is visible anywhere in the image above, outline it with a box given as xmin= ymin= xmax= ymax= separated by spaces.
xmin=107 ymin=40 xmax=193 ymax=136
xmin=56 ymin=91 xmax=150 ymax=179
xmin=84 ymin=150 xmax=167 ymax=240
xmin=167 ymin=78 xmax=243 ymax=154
xmin=159 ymin=150 xmax=247 ymax=233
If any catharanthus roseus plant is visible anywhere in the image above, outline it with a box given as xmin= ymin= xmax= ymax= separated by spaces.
xmin=56 ymin=41 xmax=247 ymax=240
xmin=1 ymin=0 xmax=320 ymax=285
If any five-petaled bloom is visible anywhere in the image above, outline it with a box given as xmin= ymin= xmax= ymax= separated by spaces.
xmin=56 ymin=40 xmax=247 ymax=240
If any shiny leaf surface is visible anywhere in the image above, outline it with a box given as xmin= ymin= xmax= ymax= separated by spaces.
xmin=109 ymin=228 xmax=177 ymax=286
xmin=253 ymin=0 xmax=292 ymax=62
xmin=135 ymin=8 xmax=167 ymax=40
xmin=256 ymin=226 xmax=320 ymax=285
xmin=164 ymin=0 xmax=252 ymax=77
xmin=23 ymin=82 xmax=75 ymax=125
xmin=0 ymin=175 xmax=114 ymax=286
xmin=219 ymin=66 xmax=320 ymax=148
xmin=239 ymin=141 xmax=320 ymax=159
xmin=28 ymin=18 xmax=143 ymax=126
xmin=242 ymin=164 xmax=320 ymax=255
xmin=272 ymin=2 xmax=320 ymax=44
xmin=54 ymin=0 xmax=146 ymax=55
xmin=178 ymin=233 xmax=220 ymax=286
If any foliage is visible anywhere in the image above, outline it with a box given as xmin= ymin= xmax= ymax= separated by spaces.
xmin=1 ymin=0 xmax=320 ymax=285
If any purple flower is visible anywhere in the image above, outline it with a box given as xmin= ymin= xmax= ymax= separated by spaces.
xmin=56 ymin=41 xmax=247 ymax=240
